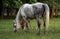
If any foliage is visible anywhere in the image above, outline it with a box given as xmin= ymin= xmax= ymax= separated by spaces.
xmin=2 ymin=0 xmax=9 ymax=7
xmin=2 ymin=0 xmax=22 ymax=8
xmin=12 ymin=0 xmax=22 ymax=8
xmin=30 ymin=0 xmax=37 ymax=3
xmin=2 ymin=0 xmax=60 ymax=8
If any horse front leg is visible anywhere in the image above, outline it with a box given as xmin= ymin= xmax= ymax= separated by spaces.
xmin=23 ymin=17 xmax=29 ymax=32
xmin=27 ymin=19 xmax=31 ymax=29
xmin=35 ymin=15 xmax=41 ymax=35
xmin=20 ymin=19 xmax=25 ymax=29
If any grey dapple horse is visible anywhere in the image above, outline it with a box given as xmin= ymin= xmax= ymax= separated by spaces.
xmin=13 ymin=2 xmax=50 ymax=34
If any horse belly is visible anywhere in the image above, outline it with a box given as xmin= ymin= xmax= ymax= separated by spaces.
xmin=26 ymin=12 xmax=34 ymax=18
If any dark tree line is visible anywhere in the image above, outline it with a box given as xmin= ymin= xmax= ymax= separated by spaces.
xmin=0 ymin=0 xmax=3 ymax=18
xmin=0 ymin=0 xmax=59 ymax=19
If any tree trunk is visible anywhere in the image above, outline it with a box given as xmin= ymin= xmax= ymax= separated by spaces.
xmin=7 ymin=8 xmax=10 ymax=18
xmin=55 ymin=1 xmax=58 ymax=16
xmin=51 ymin=8 xmax=54 ymax=17
xmin=55 ymin=8 xmax=58 ymax=16
xmin=51 ymin=0 xmax=55 ymax=18
xmin=0 ymin=0 xmax=3 ymax=19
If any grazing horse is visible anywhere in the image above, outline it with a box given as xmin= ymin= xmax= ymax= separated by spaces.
xmin=13 ymin=2 xmax=50 ymax=34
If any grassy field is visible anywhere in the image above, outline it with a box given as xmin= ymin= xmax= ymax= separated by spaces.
xmin=0 ymin=17 xmax=60 ymax=39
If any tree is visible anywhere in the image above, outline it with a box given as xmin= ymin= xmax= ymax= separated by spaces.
xmin=55 ymin=0 xmax=58 ymax=16
xmin=1 ymin=0 xmax=60 ymax=18
xmin=30 ymin=0 xmax=37 ymax=3
xmin=0 ymin=0 xmax=3 ymax=18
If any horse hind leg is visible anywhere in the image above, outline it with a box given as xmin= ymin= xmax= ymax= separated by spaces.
xmin=37 ymin=20 xmax=41 ymax=35
xmin=43 ymin=15 xmax=46 ymax=34
xmin=44 ymin=20 xmax=46 ymax=34
xmin=35 ymin=15 xmax=41 ymax=35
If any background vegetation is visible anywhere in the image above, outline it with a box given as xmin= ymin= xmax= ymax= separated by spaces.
xmin=0 ymin=0 xmax=60 ymax=19
xmin=1 ymin=0 xmax=59 ymax=8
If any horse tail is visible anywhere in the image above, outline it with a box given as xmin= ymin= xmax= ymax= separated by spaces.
xmin=44 ymin=4 xmax=50 ymax=30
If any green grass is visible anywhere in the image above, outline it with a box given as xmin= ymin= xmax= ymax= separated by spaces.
xmin=0 ymin=18 xmax=60 ymax=39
